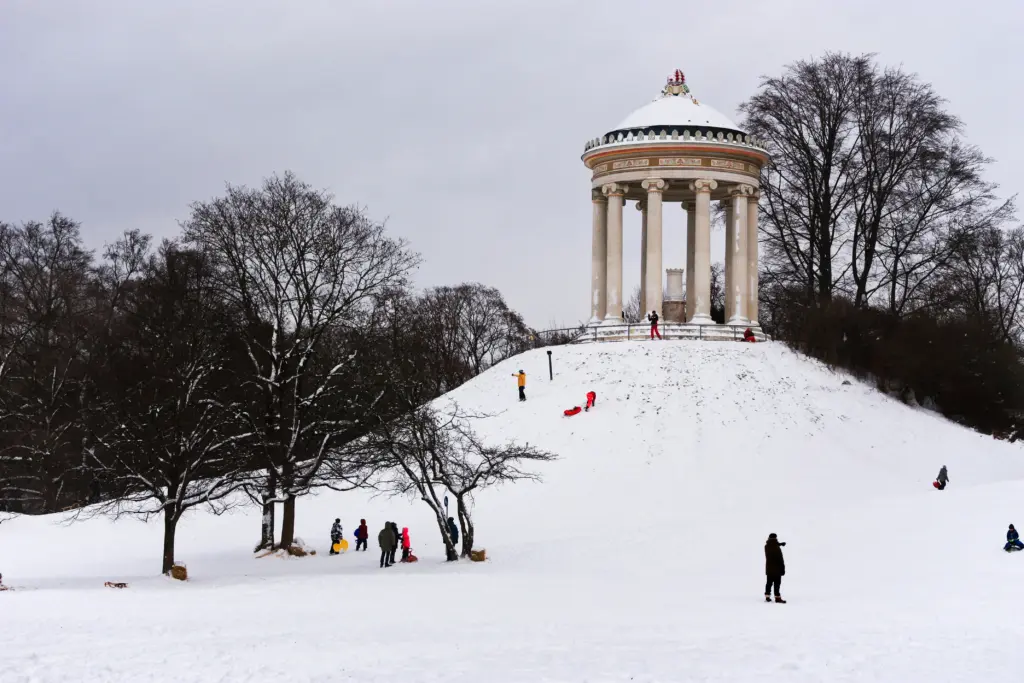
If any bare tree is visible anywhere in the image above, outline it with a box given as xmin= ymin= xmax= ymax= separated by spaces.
xmin=741 ymin=52 xmax=1010 ymax=316
xmin=182 ymin=171 xmax=417 ymax=550
xmin=366 ymin=404 xmax=555 ymax=560
xmin=741 ymin=52 xmax=864 ymax=303
xmin=0 ymin=214 xmax=94 ymax=512
xmin=934 ymin=223 xmax=1024 ymax=345
xmin=84 ymin=244 xmax=252 ymax=573
xmin=622 ymin=286 xmax=642 ymax=323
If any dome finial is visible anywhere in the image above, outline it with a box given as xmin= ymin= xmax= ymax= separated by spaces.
xmin=662 ymin=69 xmax=691 ymax=98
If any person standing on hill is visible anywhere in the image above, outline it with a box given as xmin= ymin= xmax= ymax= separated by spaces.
xmin=585 ymin=391 xmax=597 ymax=411
xmin=388 ymin=522 xmax=400 ymax=565
xmin=329 ymin=518 xmax=343 ymax=555
xmin=378 ymin=521 xmax=396 ymax=568
xmin=936 ymin=465 xmax=949 ymax=490
xmin=647 ymin=310 xmax=662 ymax=339
xmin=764 ymin=533 xmax=787 ymax=603
xmin=512 ymin=370 xmax=527 ymax=402
xmin=355 ymin=518 xmax=368 ymax=551
xmin=1005 ymin=524 xmax=1023 ymax=552
xmin=447 ymin=516 xmax=460 ymax=548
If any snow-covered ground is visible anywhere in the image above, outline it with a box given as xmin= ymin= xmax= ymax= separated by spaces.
xmin=3 ymin=341 xmax=1024 ymax=682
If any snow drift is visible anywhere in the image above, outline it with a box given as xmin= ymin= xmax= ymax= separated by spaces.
xmin=3 ymin=341 xmax=1024 ymax=682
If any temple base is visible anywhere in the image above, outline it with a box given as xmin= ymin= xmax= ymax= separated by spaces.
xmin=579 ymin=321 xmax=764 ymax=343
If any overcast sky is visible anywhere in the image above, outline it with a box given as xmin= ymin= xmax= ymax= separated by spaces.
xmin=1 ymin=0 xmax=1021 ymax=328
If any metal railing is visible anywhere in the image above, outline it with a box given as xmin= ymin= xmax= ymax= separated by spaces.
xmin=530 ymin=323 xmax=768 ymax=346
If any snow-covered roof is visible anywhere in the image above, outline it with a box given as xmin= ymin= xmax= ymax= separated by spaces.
xmin=582 ymin=70 xmax=762 ymax=157
xmin=613 ymin=94 xmax=742 ymax=134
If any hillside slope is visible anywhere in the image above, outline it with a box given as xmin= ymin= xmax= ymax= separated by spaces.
xmin=3 ymin=341 xmax=1024 ymax=683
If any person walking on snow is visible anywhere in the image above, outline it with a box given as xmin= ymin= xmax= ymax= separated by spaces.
xmin=378 ymin=521 xmax=396 ymax=568
xmin=401 ymin=527 xmax=411 ymax=562
xmin=355 ymin=519 xmax=368 ymax=551
xmin=447 ymin=516 xmax=460 ymax=547
xmin=585 ymin=391 xmax=597 ymax=411
xmin=512 ymin=370 xmax=527 ymax=402
xmin=329 ymin=518 xmax=343 ymax=555
xmin=936 ymin=465 xmax=950 ymax=490
xmin=764 ymin=533 xmax=787 ymax=603
xmin=1005 ymin=524 xmax=1024 ymax=552
xmin=647 ymin=310 xmax=662 ymax=339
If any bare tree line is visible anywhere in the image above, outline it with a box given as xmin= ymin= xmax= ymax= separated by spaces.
xmin=742 ymin=52 xmax=1023 ymax=343
xmin=0 ymin=172 xmax=555 ymax=573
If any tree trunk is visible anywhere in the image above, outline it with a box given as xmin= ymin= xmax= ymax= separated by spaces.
xmin=162 ymin=506 xmax=179 ymax=574
xmin=279 ymin=493 xmax=297 ymax=549
xmin=457 ymin=495 xmax=474 ymax=558
xmin=256 ymin=470 xmax=277 ymax=552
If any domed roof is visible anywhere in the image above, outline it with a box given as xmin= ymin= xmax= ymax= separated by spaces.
xmin=607 ymin=70 xmax=746 ymax=136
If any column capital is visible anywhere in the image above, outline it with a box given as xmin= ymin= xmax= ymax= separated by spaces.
xmin=746 ymin=189 xmax=761 ymax=203
xmin=602 ymin=182 xmax=626 ymax=197
xmin=689 ymin=178 xmax=718 ymax=194
xmin=641 ymin=178 xmax=667 ymax=193
xmin=729 ymin=183 xmax=755 ymax=198
xmin=635 ymin=200 xmax=647 ymax=212
xmin=592 ymin=188 xmax=608 ymax=203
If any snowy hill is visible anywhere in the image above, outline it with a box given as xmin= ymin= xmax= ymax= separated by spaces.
xmin=4 ymin=341 xmax=1024 ymax=682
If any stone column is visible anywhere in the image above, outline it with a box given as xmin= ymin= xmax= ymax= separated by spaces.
xmin=602 ymin=182 xmax=626 ymax=323
xmin=642 ymin=178 xmax=666 ymax=318
xmin=746 ymin=191 xmax=760 ymax=326
xmin=684 ymin=201 xmax=696 ymax=322
xmin=636 ymin=200 xmax=647 ymax=320
xmin=688 ymin=179 xmax=717 ymax=324
xmin=725 ymin=184 xmax=752 ymax=326
xmin=589 ymin=189 xmax=608 ymax=324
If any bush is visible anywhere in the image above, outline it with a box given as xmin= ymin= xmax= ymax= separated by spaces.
xmin=773 ymin=295 xmax=1024 ymax=438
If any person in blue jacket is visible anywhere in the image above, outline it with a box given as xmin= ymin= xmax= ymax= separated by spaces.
xmin=1005 ymin=524 xmax=1023 ymax=552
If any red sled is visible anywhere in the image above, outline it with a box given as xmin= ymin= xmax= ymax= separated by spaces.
xmin=932 ymin=481 xmax=940 ymax=489
xmin=564 ymin=406 xmax=582 ymax=416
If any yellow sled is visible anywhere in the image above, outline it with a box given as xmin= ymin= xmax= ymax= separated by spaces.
xmin=332 ymin=539 xmax=349 ymax=553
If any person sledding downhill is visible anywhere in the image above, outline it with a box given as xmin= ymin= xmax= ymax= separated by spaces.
xmin=764 ymin=533 xmax=787 ymax=603
xmin=512 ymin=370 xmax=527 ymax=402
xmin=1005 ymin=524 xmax=1024 ymax=552
xmin=647 ymin=310 xmax=662 ymax=339
xmin=935 ymin=465 xmax=950 ymax=490
xmin=585 ymin=391 xmax=597 ymax=411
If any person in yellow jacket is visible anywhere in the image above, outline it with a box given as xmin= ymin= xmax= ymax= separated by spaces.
xmin=512 ymin=369 xmax=526 ymax=402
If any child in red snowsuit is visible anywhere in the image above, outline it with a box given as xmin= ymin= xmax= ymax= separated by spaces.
xmin=585 ymin=391 xmax=597 ymax=411
xmin=401 ymin=527 xmax=411 ymax=562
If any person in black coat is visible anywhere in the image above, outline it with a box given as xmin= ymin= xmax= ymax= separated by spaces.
xmin=764 ymin=533 xmax=787 ymax=603
xmin=447 ymin=516 xmax=460 ymax=547
xmin=388 ymin=522 xmax=400 ymax=566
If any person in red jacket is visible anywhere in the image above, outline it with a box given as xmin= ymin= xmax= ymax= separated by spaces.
xmin=743 ymin=327 xmax=756 ymax=343
xmin=401 ymin=527 xmax=411 ymax=562
xmin=585 ymin=391 xmax=597 ymax=411
xmin=355 ymin=519 xmax=369 ymax=551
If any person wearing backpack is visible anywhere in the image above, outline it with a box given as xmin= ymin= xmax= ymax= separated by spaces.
xmin=355 ymin=519 xmax=369 ymax=551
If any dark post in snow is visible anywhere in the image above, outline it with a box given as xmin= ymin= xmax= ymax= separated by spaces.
xmin=547 ymin=350 xmax=553 ymax=381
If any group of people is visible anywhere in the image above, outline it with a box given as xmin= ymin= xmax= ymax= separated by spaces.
xmin=376 ymin=522 xmax=414 ymax=567
xmin=328 ymin=516 xmax=463 ymax=568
